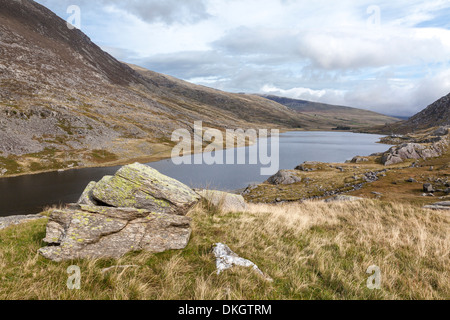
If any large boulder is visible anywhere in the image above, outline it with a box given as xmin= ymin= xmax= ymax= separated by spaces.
xmin=423 ymin=183 xmax=435 ymax=193
xmin=197 ymin=190 xmax=247 ymax=212
xmin=89 ymin=163 xmax=201 ymax=215
xmin=39 ymin=205 xmax=192 ymax=261
xmin=267 ymin=170 xmax=302 ymax=185
xmin=39 ymin=163 xmax=201 ymax=261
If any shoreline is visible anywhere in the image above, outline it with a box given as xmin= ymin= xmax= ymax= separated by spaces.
xmin=0 ymin=130 xmax=389 ymax=180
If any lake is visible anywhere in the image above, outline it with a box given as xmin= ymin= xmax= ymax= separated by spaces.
xmin=0 ymin=131 xmax=390 ymax=217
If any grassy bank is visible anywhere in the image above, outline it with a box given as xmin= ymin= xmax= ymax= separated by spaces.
xmin=0 ymin=200 xmax=448 ymax=300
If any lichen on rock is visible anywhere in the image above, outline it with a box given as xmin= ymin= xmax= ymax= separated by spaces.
xmin=39 ymin=207 xmax=192 ymax=261
xmin=39 ymin=163 xmax=199 ymax=261
xmin=91 ymin=163 xmax=201 ymax=215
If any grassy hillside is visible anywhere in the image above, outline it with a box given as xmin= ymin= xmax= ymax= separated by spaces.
xmin=0 ymin=200 xmax=448 ymax=300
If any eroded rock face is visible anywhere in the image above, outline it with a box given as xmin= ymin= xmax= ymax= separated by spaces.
xmin=197 ymin=190 xmax=247 ymax=212
xmin=39 ymin=206 xmax=192 ymax=262
xmin=267 ymin=170 xmax=302 ymax=185
xmin=90 ymin=163 xmax=201 ymax=215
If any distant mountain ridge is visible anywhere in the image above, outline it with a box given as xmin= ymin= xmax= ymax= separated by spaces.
xmin=259 ymin=95 xmax=400 ymax=129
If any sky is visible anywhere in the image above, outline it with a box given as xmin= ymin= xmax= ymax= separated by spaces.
xmin=35 ymin=0 xmax=450 ymax=117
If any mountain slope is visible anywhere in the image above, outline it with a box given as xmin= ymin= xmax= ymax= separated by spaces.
xmin=398 ymin=93 xmax=450 ymax=131
xmin=370 ymin=93 xmax=450 ymax=134
xmin=260 ymin=95 xmax=400 ymax=130
xmin=0 ymin=0 xmax=321 ymax=175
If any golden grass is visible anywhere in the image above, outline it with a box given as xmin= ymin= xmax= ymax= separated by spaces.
xmin=0 ymin=200 xmax=448 ymax=300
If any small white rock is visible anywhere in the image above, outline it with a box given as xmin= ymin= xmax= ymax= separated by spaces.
xmin=212 ymin=243 xmax=272 ymax=282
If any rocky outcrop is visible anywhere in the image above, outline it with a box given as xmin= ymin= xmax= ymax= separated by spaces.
xmin=433 ymin=127 xmax=449 ymax=136
xmin=381 ymin=133 xmax=448 ymax=166
xmin=350 ymin=156 xmax=369 ymax=163
xmin=39 ymin=206 xmax=192 ymax=262
xmin=324 ymin=195 xmax=364 ymax=203
xmin=423 ymin=183 xmax=435 ymax=193
xmin=89 ymin=163 xmax=201 ymax=215
xmin=0 ymin=214 xmax=45 ymax=231
xmin=197 ymin=190 xmax=247 ymax=212
xmin=39 ymin=163 xmax=200 ymax=261
xmin=267 ymin=170 xmax=302 ymax=185
xmin=295 ymin=161 xmax=321 ymax=172
xmin=423 ymin=202 xmax=450 ymax=211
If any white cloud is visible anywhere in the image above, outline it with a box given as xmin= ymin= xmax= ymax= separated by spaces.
xmin=261 ymin=68 xmax=450 ymax=116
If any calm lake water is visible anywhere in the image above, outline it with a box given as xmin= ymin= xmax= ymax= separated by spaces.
xmin=0 ymin=132 xmax=389 ymax=217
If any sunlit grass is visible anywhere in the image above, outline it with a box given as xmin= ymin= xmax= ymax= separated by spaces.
xmin=0 ymin=200 xmax=448 ymax=300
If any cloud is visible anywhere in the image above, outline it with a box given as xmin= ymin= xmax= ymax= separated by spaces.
xmin=261 ymin=68 xmax=450 ymax=117
xmin=36 ymin=0 xmax=210 ymax=25
xmin=213 ymin=25 xmax=450 ymax=70
xmin=104 ymin=0 xmax=210 ymax=25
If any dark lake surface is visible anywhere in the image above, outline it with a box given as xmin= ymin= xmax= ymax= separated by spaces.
xmin=0 ymin=132 xmax=390 ymax=217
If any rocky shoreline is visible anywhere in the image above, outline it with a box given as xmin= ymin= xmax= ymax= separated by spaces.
xmin=243 ymin=126 xmax=450 ymax=206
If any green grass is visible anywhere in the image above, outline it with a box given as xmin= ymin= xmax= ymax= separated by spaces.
xmin=0 ymin=200 xmax=448 ymax=300
xmin=0 ymin=156 xmax=22 ymax=174
xmin=57 ymin=119 xmax=75 ymax=135
xmin=89 ymin=150 xmax=119 ymax=163
xmin=25 ymin=148 xmax=78 ymax=172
